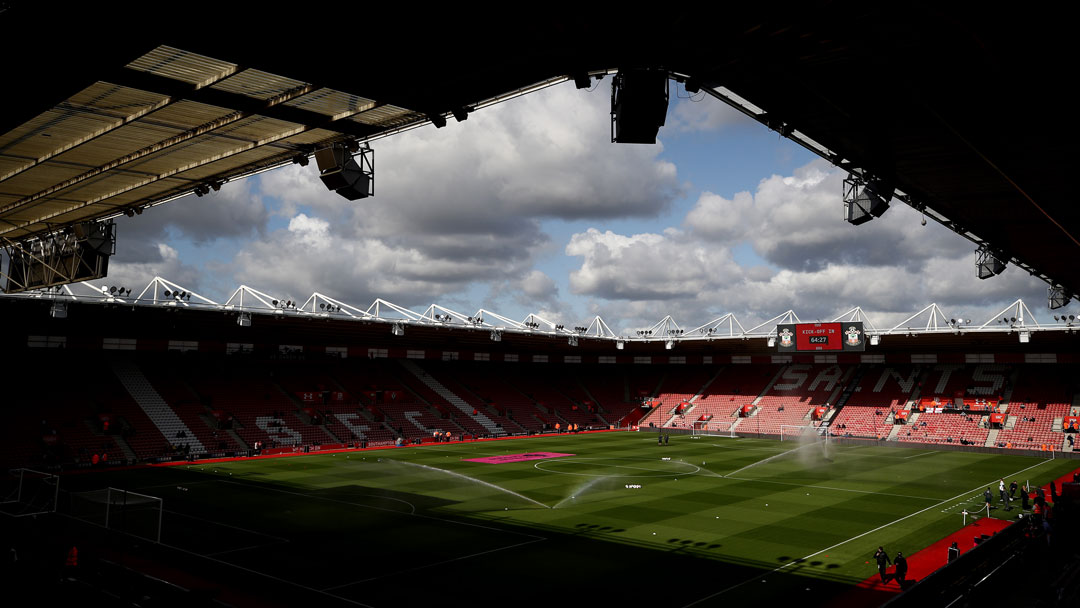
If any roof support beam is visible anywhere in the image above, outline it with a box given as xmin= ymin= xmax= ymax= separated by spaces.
xmin=108 ymin=68 xmax=384 ymax=141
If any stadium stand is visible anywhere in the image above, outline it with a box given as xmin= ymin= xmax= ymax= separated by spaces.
xmin=994 ymin=366 xmax=1075 ymax=451
xmin=829 ymin=364 xmax=920 ymax=439
xmin=743 ymin=364 xmax=852 ymax=435
xmin=4 ymin=348 xmax=1080 ymax=470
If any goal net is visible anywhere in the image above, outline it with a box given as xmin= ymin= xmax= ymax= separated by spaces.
xmin=692 ymin=421 xmax=735 ymax=438
xmin=780 ymin=425 xmax=827 ymax=442
xmin=0 ymin=468 xmax=59 ymax=517
xmin=68 ymin=487 xmax=163 ymax=543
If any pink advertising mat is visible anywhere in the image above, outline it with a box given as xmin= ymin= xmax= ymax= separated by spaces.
xmin=464 ymin=452 xmax=574 ymax=464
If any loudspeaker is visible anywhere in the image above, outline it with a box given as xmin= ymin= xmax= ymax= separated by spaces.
xmin=315 ymin=145 xmax=372 ymax=200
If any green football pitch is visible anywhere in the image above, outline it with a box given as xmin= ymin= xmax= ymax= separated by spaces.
xmin=55 ymin=432 xmax=1078 ymax=607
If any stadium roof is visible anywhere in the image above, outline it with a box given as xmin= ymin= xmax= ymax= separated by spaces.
xmin=1 ymin=5 xmax=1076 ymax=299
xmin=12 ymin=276 xmax=1079 ymax=353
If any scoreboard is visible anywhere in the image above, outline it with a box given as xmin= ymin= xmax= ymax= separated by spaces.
xmin=775 ymin=322 xmax=865 ymax=352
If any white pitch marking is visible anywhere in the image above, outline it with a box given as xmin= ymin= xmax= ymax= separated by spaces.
xmin=902 ymin=451 xmax=938 ymax=460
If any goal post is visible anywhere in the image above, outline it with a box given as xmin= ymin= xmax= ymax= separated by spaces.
xmin=0 ymin=468 xmax=60 ymax=517
xmin=68 ymin=487 xmax=163 ymax=543
xmin=780 ymin=425 xmax=827 ymax=442
xmin=692 ymin=421 xmax=735 ymax=438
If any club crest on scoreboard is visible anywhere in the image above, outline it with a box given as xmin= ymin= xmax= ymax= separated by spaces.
xmin=845 ymin=325 xmax=862 ymax=347
xmin=779 ymin=328 xmax=794 ymax=347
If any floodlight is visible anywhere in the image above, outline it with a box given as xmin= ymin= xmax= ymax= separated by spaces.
xmin=665 ymin=340 xmax=674 ymax=350
xmin=616 ymin=340 xmax=625 ymax=350
xmin=391 ymin=323 xmax=405 ymax=336
xmin=238 ymin=312 xmax=251 ymax=327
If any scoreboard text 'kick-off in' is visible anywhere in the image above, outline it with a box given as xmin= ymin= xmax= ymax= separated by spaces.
xmin=775 ymin=322 xmax=866 ymax=352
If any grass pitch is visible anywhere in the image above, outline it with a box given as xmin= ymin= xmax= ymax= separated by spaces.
xmin=59 ymin=432 xmax=1078 ymax=607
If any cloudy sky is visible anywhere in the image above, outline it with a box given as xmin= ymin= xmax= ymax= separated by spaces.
xmin=104 ymin=79 xmax=1052 ymax=334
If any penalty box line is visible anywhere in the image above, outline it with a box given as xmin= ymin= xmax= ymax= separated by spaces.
xmin=682 ymin=458 xmax=1054 ymax=608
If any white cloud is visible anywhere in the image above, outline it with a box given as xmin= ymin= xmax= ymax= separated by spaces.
xmin=686 ymin=159 xmax=973 ymax=272
xmin=518 ymin=270 xmax=559 ymax=301
xmin=564 ymin=159 xmax=1050 ymax=330
xmin=228 ymin=81 xmax=683 ymax=307
xmin=232 ymin=213 xmax=538 ymax=307
xmin=566 ymin=228 xmax=741 ymax=301
xmin=106 ymin=243 xmax=201 ymax=292
xmin=115 ymin=178 xmax=268 ymax=257
xmin=667 ymin=95 xmax=754 ymax=133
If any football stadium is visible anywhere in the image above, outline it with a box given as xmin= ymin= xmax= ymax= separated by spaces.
xmin=1 ymin=5 xmax=1078 ymax=608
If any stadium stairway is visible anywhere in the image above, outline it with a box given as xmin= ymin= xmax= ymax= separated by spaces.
xmin=112 ymin=434 xmax=137 ymax=462
xmin=226 ymin=428 xmax=249 ymax=451
xmin=662 ymin=367 xmax=726 ymax=429
xmin=399 ymin=360 xmax=504 ymax=436
xmin=111 ymin=359 xmax=206 ymax=454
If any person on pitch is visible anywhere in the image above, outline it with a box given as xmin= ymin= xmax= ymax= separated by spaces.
xmin=873 ymin=546 xmax=891 ymax=583
xmin=894 ymin=551 xmax=908 ymax=586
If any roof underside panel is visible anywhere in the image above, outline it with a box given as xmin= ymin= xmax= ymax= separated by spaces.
xmin=210 ymin=68 xmax=308 ymax=100
xmin=126 ymin=45 xmax=237 ymax=87
xmin=349 ymin=105 xmax=425 ymax=128
xmin=283 ymin=88 xmax=375 ymax=118
xmin=0 ymin=41 xmax=426 ymax=243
